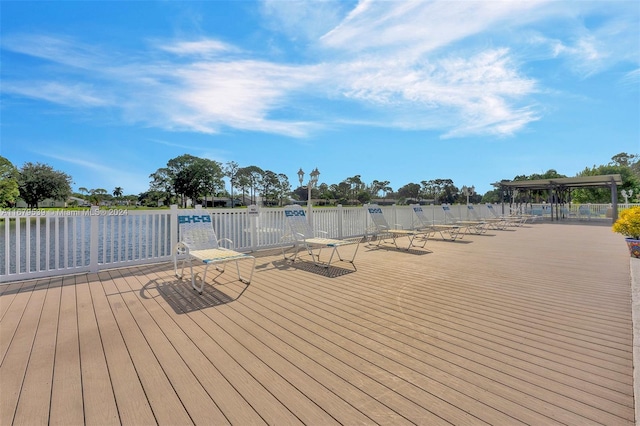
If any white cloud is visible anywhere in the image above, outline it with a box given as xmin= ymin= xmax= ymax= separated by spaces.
xmin=3 ymin=81 xmax=110 ymax=107
xmin=2 ymin=1 xmax=637 ymax=141
xmin=260 ymin=0 xmax=353 ymax=41
xmin=158 ymin=39 xmax=237 ymax=57
xmin=118 ymin=59 xmax=322 ymax=136
xmin=318 ymin=48 xmax=538 ymax=136
xmin=2 ymin=34 xmax=107 ymax=70
xmin=320 ymin=0 xmax=549 ymax=56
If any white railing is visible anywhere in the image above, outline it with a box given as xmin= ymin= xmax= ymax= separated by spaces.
xmin=0 ymin=203 xmax=620 ymax=283
xmin=1 ymin=207 xmax=175 ymax=283
xmin=524 ymin=203 xmax=636 ymax=220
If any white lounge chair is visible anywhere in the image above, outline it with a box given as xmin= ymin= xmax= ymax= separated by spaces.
xmin=174 ymin=210 xmax=255 ymax=294
xmin=467 ymin=205 xmax=507 ymax=230
xmin=486 ymin=204 xmax=527 ymax=226
xmin=578 ymin=205 xmax=592 ymax=220
xmin=282 ymin=205 xmax=360 ymax=271
xmin=409 ymin=204 xmax=465 ymax=240
xmin=366 ymin=204 xmax=428 ymax=250
xmin=441 ymin=205 xmax=488 ymax=234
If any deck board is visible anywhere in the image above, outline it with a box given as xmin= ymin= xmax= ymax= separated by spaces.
xmin=88 ymin=271 xmax=157 ymax=425
xmin=49 ymin=275 xmax=84 ymax=425
xmin=12 ymin=277 xmax=63 ymax=425
xmin=75 ymin=273 xmax=120 ymax=425
xmin=0 ymin=280 xmax=49 ymax=426
xmin=0 ymin=222 xmax=635 ymax=425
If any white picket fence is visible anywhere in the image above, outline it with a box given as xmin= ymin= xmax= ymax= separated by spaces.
xmin=0 ymin=203 xmax=618 ymax=283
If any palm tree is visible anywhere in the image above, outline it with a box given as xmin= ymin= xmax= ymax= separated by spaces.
xmin=113 ymin=187 xmax=123 ymax=204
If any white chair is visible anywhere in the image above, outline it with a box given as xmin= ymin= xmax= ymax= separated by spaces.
xmin=409 ymin=204 xmax=465 ymax=240
xmin=366 ymin=204 xmax=428 ymax=250
xmin=486 ymin=204 xmax=521 ymax=226
xmin=441 ymin=204 xmax=488 ymax=234
xmin=467 ymin=205 xmax=507 ymax=230
xmin=282 ymin=205 xmax=360 ymax=271
xmin=578 ymin=205 xmax=592 ymax=220
xmin=174 ymin=210 xmax=255 ymax=294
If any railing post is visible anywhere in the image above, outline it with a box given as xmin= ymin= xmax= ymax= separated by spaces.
xmin=248 ymin=205 xmax=258 ymax=252
xmin=392 ymin=204 xmax=398 ymax=228
xmin=89 ymin=206 xmax=99 ymax=273
xmin=337 ymin=204 xmax=344 ymax=239
xmin=364 ymin=203 xmax=371 ymax=238
xmin=170 ymin=205 xmax=178 ymax=254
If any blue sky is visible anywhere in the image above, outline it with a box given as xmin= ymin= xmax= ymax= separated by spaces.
xmin=1 ymin=1 xmax=639 ymax=196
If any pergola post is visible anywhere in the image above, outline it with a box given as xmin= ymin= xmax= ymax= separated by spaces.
xmin=611 ymin=177 xmax=618 ymax=223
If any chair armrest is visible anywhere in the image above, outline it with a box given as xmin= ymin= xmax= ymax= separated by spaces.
xmin=217 ymin=238 xmax=235 ymax=249
xmin=174 ymin=241 xmax=192 ymax=256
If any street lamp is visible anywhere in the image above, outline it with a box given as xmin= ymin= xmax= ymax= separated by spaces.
xmin=461 ymin=185 xmax=475 ymax=205
xmin=298 ymin=167 xmax=320 ymax=221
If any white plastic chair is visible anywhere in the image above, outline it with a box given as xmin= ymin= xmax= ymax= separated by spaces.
xmin=467 ymin=205 xmax=507 ymax=229
xmin=173 ymin=211 xmax=255 ymax=294
xmin=282 ymin=205 xmax=360 ymax=271
xmin=441 ymin=205 xmax=488 ymax=234
xmin=409 ymin=204 xmax=465 ymax=240
xmin=366 ymin=204 xmax=428 ymax=250
xmin=486 ymin=204 xmax=529 ymax=226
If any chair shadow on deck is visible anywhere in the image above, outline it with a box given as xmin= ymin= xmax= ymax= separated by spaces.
xmin=365 ymin=245 xmax=433 ymax=256
xmin=270 ymin=258 xmax=356 ymax=278
xmin=141 ymin=276 xmax=249 ymax=314
xmin=364 ymin=236 xmax=433 ymax=255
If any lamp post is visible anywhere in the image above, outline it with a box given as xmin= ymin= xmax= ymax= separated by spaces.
xmin=298 ymin=167 xmax=320 ymax=221
xmin=461 ymin=185 xmax=475 ymax=205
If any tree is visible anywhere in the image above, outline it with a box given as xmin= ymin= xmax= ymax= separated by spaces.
xmin=18 ymin=162 xmax=73 ymax=208
xmin=439 ymin=179 xmax=458 ymax=204
xmin=235 ymin=166 xmax=264 ymax=205
xmin=369 ymin=179 xmax=391 ymax=200
xmin=113 ymin=187 xmax=123 ymax=199
xmin=610 ymin=152 xmax=637 ymax=168
xmin=277 ymin=173 xmax=294 ymax=206
xmin=225 ymin=161 xmax=240 ymax=208
xmin=150 ymin=154 xmax=224 ymax=208
xmin=234 ymin=170 xmax=251 ymax=206
xmin=89 ymin=188 xmax=108 ymax=205
xmin=572 ymin=162 xmax=639 ymax=203
xmin=0 ymin=156 xmax=20 ymax=207
xmin=397 ymin=183 xmax=421 ymax=203
xmin=138 ymin=190 xmax=165 ymax=207
xmin=149 ymin=167 xmax=175 ymax=206
xmin=345 ymin=175 xmax=363 ymax=203
xmin=260 ymin=170 xmax=280 ymax=206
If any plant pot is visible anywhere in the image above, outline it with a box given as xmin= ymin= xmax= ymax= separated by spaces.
xmin=625 ymin=238 xmax=640 ymax=259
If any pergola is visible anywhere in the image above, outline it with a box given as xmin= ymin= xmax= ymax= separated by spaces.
xmin=492 ymin=174 xmax=623 ymax=223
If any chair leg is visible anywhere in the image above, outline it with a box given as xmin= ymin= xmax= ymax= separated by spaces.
xmin=283 ymin=243 xmax=301 ymax=263
xmin=193 ymin=264 xmax=208 ymax=294
xmin=331 ymin=244 xmax=359 ymax=271
xmin=235 ymin=257 xmax=255 ymax=284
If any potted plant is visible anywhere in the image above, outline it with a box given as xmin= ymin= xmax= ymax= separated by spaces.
xmin=612 ymin=206 xmax=640 ymax=258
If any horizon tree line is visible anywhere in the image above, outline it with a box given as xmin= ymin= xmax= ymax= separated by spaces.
xmin=1 ymin=152 xmax=639 ymax=208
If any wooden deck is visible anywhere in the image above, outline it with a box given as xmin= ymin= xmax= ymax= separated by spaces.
xmin=0 ymin=222 xmax=634 ymax=425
